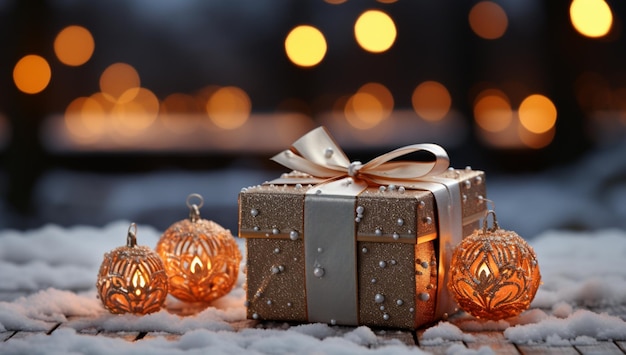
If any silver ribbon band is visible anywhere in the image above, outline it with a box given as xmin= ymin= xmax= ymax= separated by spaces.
xmin=304 ymin=178 xmax=368 ymax=326
xmin=410 ymin=178 xmax=462 ymax=319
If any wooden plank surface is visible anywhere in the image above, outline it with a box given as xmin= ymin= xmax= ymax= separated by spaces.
xmin=97 ymin=331 xmax=142 ymax=342
xmin=7 ymin=331 xmax=43 ymax=340
xmin=465 ymin=332 xmax=520 ymax=354
xmin=517 ymin=344 xmax=581 ymax=355
xmin=617 ymin=341 xmax=626 ymax=353
xmin=141 ymin=332 xmax=182 ymax=341
xmin=2 ymin=315 xmax=626 ymax=354
xmin=415 ymin=328 xmax=466 ymax=354
xmin=0 ymin=331 xmax=16 ymax=342
xmin=373 ymin=329 xmax=416 ymax=346
xmin=575 ymin=341 xmax=625 ymax=355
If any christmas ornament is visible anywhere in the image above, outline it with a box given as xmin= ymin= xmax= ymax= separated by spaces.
xmin=97 ymin=223 xmax=168 ymax=314
xmin=156 ymin=193 xmax=241 ymax=303
xmin=447 ymin=210 xmax=541 ymax=320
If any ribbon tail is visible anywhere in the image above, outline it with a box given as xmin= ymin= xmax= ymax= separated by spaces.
xmin=291 ymin=127 xmax=351 ymax=168
xmin=271 ymin=150 xmax=344 ymax=179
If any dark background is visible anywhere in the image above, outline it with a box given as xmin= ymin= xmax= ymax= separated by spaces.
xmin=1 ymin=0 xmax=625 ymax=237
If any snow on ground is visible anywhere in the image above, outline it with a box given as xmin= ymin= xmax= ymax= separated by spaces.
xmin=0 ymin=222 xmax=625 ymax=353
xmin=1 ymin=325 xmax=431 ymax=355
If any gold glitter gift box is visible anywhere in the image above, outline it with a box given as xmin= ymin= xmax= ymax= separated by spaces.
xmin=238 ymin=127 xmax=487 ymax=329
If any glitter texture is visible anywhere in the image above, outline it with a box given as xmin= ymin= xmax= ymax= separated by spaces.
xmin=239 ymin=169 xmax=487 ymax=329
xmin=246 ymin=238 xmax=307 ymax=322
xmin=358 ymin=241 xmax=433 ymax=328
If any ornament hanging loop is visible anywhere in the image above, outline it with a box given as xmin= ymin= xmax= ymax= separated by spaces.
xmin=127 ymin=222 xmax=138 ymax=248
xmin=478 ymin=196 xmax=496 ymax=212
xmin=186 ymin=193 xmax=204 ymax=222
xmin=482 ymin=210 xmax=499 ymax=234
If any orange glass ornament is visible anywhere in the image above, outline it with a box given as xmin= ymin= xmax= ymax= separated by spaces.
xmin=97 ymin=223 xmax=168 ymax=314
xmin=448 ymin=211 xmax=541 ymax=320
xmin=156 ymin=193 xmax=241 ymax=303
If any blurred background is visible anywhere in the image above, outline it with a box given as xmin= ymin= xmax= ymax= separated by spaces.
xmin=1 ymin=0 xmax=625 ymax=238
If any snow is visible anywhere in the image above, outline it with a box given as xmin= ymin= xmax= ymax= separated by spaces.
xmin=1 ymin=222 xmax=626 ymax=352
xmin=530 ymin=229 xmax=626 ymax=308
xmin=488 ymin=140 xmax=626 ymax=238
xmin=1 ymin=326 xmax=433 ymax=355
xmin=504 ymin=310 xmax=626 ymax=344
xmin=421 ymin=322 xmax=475 ymax=344
xmin=0 ymin=222 xmax=163 ymax=293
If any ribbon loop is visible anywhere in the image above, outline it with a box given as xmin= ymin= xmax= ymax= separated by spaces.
xmin=271 ymin=127 xmax=449 ymax=185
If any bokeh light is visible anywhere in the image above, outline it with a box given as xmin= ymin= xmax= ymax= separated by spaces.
xmin=468 ymin=1 xmax=508 ymax=40
xmin=354 ymin=10 xmax=397 ymax=53
xmin=111 ymin=87 xmax=160 ymax=135
xmin=99 ymin=63 xmax=141 ymax=102
xmin=54 ymin=25 xmax=95 ymax=66
xmin=359 ymin=82 xmax=394 ymax=117
xmin=519 ymin=124 xmax=556 ymax=149
xmin=474 ymin=89 xmax=557 ymax=150
xmin=206 ymin=86 xmax=251 ymax=130
xmin=161 ymin=93 xmax=200 ymax=115
xmin=411 ymin=81 xmax=452 ymax=121
xmin=570 ymin=0 xmax=613 ymax=38
xmin=90 ymin=92 xmax=116 ymax=113
xmin=518 ymin=94 xmax=557 ymax=134
xmin=160 ymin=93 xmax=201 ymax=134
xmin=195 ymin=85 xmax=220 ymax=109
xmin=344 ymin=82 xmax=394 ymax=130
xmin=64 ymin=96 xmax=106 ymax=141
xmin=285 ymin=25 xmax=327 ymax=67
xmin=13 ymin=55 xmax=52 ymax=94
xmin=345 ymin=93 xmax=384 ymax=130
xmin=473 ymin=89 xmax=513 ymax=132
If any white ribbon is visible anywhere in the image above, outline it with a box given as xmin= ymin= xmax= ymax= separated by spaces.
xmin=270 ymin=127 xmax=450 ymax=186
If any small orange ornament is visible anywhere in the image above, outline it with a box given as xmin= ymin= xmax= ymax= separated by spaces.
xmin=97 ymin=223 xmax=168 ymax=314
xmin=156 ymin=193 xmax=241 ymax=303
xmin=448 ymin=210 xmax=541 ymax=320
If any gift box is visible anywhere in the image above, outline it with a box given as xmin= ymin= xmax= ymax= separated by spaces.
xmin=238 ymin=127 xmax=487 ymax=329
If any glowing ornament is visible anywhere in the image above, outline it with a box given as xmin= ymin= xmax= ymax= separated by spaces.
xmin=97 ymin=223 xmax=168 ymax=314
xmin=156 ymin=193 xmax=241 ymax=303
xmin=448 ymin=210 xmax=541 ymax=320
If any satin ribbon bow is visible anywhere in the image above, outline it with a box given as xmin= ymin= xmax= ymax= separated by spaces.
xmin=271 ymin=127 xmax=450 ymax=186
